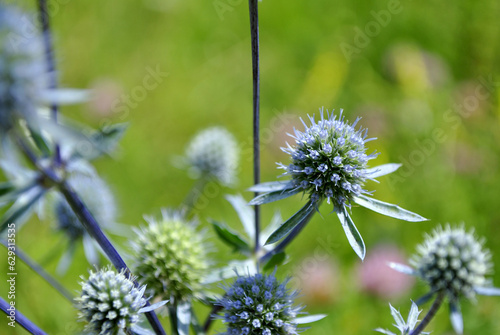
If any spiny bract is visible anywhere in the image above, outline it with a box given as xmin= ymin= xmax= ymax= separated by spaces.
xmin=75 ymin=267 xmax=147 ymax=335
xmin=0 ymin=3 xmax=47 ymax=132
xmin=218 ymin=273 xmax=302 ymax=335
xmin=279 ymin=109 xmax=377 ymax=205
xmin=131 ymin=209 xmax=208 ymax=302
xmin=185 ymin=126 xmax=239 ymax=185
xmin=411 ymin=225 xmax=491 ymax=300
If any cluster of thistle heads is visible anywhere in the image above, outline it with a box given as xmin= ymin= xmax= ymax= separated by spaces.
xmin=1 ymin=2 xmax=500 ymax=335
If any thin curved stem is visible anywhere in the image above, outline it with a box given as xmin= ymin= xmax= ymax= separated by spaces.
xmin=0 ymin=240 xmax=74 ymax=302
xmin=202 ymin=303 xmax=223 ymax=333
xmin=248 ymin=0 xmax=261 ymax=255
xmin=410 ymin=291 xmax=446 ymax=335
xmin=0 ymin=296 xmax=48 ymax=335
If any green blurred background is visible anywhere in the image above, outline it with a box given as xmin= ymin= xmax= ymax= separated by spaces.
xmin=2 ymin=0 xmax=500 ymax=333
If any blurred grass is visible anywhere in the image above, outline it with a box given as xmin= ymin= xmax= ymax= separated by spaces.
xmin=1 ymin=0 xmax=500 ymax=333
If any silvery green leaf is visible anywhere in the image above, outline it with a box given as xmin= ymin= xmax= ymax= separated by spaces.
xmin=27 ymin=125 xmax=52 ymax=156
xmin=364 ymin=163 xmax=402 ymax=179
xmin=177 ymin=302 xmax=191 ymax=335
xmin=407 ymin=301 xmax=420 ymax=330
xmin=374 ymin=329 xmax=396 ymax=335
xmin=293 ymin=314 xmax=327 ymax=324
xmin=225 ymin=194 xmax=254 ymax=240
xmin=449 ymin=301 xmax=464 ymax=334
xmin=39 ymin=88 xmax=89 ymax=105
xmin=474 ymin=286 xmax=500 ymax=296
xmin=202 ymin=259 xmax=256 ymax=284
xmin=248 ymin=181 xmax=294 ymax=192
xmin=82 ymin=234 xmax=100 ymax=267
xmin=337 ymin=206 xmax=366 ymax=260
xmin=353 ymin=195 xmax=427 ymax=222
xmin=130 ymin=324 xmax=155 ymax=335
xmin=388 ymin=262 xmax=417 ymax=276
xmin=388 ymin=304 xmax=405 ymax=332
xmin=210 ymin=220 xmax=251 ymax=253
xmin=265 ymin=200 xmax=316 ymax=245
xmin=88 ymin=123 xmax=128 ymax=158
xmin=138 ymin=300 xmax=168 ymax=313
xmin=0 ymin=187 xmax=45 ymax=234
xmin=263 ymin=251 xmax=286 ymax=272
xmin=248 ymin=188 xmax=301 ymax=205
xmin=56 ymin=243 xmax=76 ymax=275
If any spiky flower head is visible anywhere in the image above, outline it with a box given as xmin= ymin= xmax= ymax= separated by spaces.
xmin=280 ymin=109 xmax=377 ymax=206
xmin=54 ymin=167 xmax=116 ymax=241
xmin=131 ymin=209 xmax=209 ymax=302
xmin=75 ymin=267 xmax=147 ymax=335
xmin=185 ymin=126 xmax=239 ymax=185
xmin=410 ymin=225 xmax=491 ymax=301
xmin=375 ymin=301 xmax=429 ymax=335
xmin=0 ymin=4 xmax=47 ymax=132
xmin=218 ymin=273 xmax=303 ymax=335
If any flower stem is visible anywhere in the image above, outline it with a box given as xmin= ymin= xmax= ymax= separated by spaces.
xmin=248 ymin=0 xmax=261 ymax=255
xmin=202 ymin=303 xmax=223 ymax=332
xmin=0 ymin=239 xmax=74 ymax=302
xmin=0 ymin=296 xmax=47 ymax=335
xmin=37 ymin=0 xmax=61 ymax=165
xmin=410 ymin=291 xmax=445 ymax=335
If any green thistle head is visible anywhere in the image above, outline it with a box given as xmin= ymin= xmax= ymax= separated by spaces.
xmin=411 ymin=225 xmax=491 ymax=300
xmin=75 ymin=267 xmax=147 ymax=335
xmin=131 ymin=209 xmax=209 ymax=302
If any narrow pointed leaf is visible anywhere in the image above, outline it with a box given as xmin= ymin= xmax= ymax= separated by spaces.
xmin=265 ymin=200 xmax=315 ymax=245
xmin=364 ymin=163 xmax=402 ymax=178
xmin=415 ymin=291 xmax=436 ymax=306
xmin=210 ymin=220 xmax=251 ymax=253
xmin=374 ymin=329 xmax=396 ymax=335
xmin=388 ymin=304 xmax=405 ymax=330
xmin=407 ymin=301 xmax=420 ymax=330
xmin=293 ymin=314 xmax=327 ymax=324
xmin=0 ymin=187 xmax=45 ymax=234
xmin=474 ymin=286 xmax=500 ymax=296
xmin=89 ymin=123 xmax=128 ymax=158
xmin=353 ymin=195 xmax=427 ymax=222
xmin=263 ymin=252 xmax=286 ymax=272
xmin=337 ymin=206 xmax=366 ymax=260
xmin=225 ymin=194 xmax=254 ymax=240
xmin=139 ymin=300 xmax=168 ymax=313
xmin=130 ymin=325 xmax=155 ymax=335
xmin=27 ymin=126 xmax=52 ymax=156
xmin=261 ymin=210 xmax=282 ymax=242
xmin=40 ymin=88 xmax=90 ymax=105
xmin=249 ymin=188 xmax=301 ymax=205
xmin=388 ymin=262 xmax=417 ymax=276
xmin=248 ymin=181 xmax=294 ymax=192
xmin=449 ymin=301 xmax=463 ymax=334
xmin=202 ymin=259 xmax=256 ymax=284
xmin=177 ymin=302 xmax=191 ymax=335
xmin=0 ymin=182 xmax=14 ymax=197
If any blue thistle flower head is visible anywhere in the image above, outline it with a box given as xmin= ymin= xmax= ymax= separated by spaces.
xmin=218 ymin=273 xmax=303 ymax=335
xmin=75 ymin=267 xmax=147 ymax=335
xmin=279 ymin=108 xmax=376 ymax=206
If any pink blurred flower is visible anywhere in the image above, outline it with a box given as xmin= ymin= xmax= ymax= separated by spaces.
xmin=293 ymin=257 xmax=339 ymax=305
xmin=357 ymin=244 xmax=414 ymax=299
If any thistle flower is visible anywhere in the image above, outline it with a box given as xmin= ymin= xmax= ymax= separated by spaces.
xmin=131 ymin=209 xmax=209 ymax=302
xmin=390 ymin=225 xmax=500 ymax=334
xmin=375 ymin=301 xmax=429 ymax=335
xmin=218 ymin=273 xmax=322 ymax=335
xmin=75 ymin=267 xmax=148 ymax=335
xmin=184 ymin=127 xmax=239 ymax=185
xmin=0 ymin=4 xmax=47 ymax=133
xmin=250 ymin=109 xmax=426 ymax=260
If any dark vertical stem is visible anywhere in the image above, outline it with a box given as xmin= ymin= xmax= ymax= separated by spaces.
xmin=248 ymin=0 xmax=261 ymax=255
xmin=37 ymin=0 xmax=61 ymax=164
xmin=203 ymin=304 xmax=223 ymax=332
xmin=0 ymin=240 xmax=74 ymax=302
xmin=410 ymin=291 xmax=445 ymax=335
xmin=0 ymin=297 xmax=48 ymax=335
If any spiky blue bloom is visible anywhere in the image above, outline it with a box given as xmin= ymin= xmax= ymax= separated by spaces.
xmin=390 ymin=225 xmax=500 ymax=334
xmin=218 ymin=274 xmax=303 ymax=335
xmin=250 ymin=109 xmax=426 ymax=260
xmin=184 ymin=126 xmax=239 ymax=185
xmin=75 ymin=267 xmax=147 ymax=335
xmin=375 ymin=301 xmax=429 ymax=335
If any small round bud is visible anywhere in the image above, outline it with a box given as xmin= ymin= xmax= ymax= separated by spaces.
xmin=131 ymin=210 xmax=209 ymax=302
xmin=75 ymin=267 xmax=147 ymax=334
